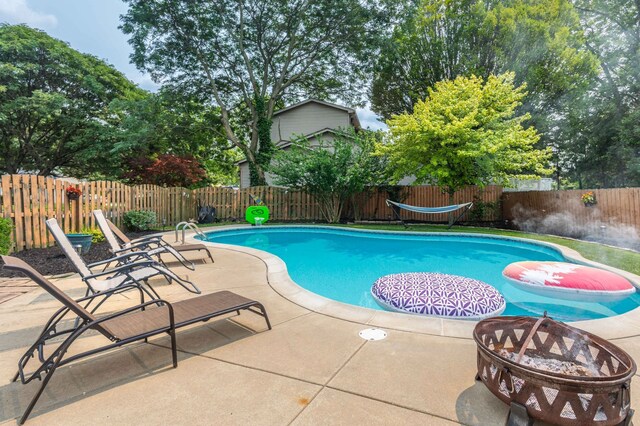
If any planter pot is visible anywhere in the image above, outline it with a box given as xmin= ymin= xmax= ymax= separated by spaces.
xmin=67 ymin=193 xmax=80 ymax=201
xmin=65 ymin=233 xmax=92 ymax=253
xmin=583 ymin=201 xmax=597 ymax=207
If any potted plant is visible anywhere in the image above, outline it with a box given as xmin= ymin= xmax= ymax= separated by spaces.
xmin=581 ymin=191 xmax=597 ymax=207
xmin=64 ymin=233 xmax=93 ymax=253
xmin=65 ymin=186 xmax=82 ymax=201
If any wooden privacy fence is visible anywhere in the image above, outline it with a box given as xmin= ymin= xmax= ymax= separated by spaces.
xmin=1 ymin=175 xmax=505 ymax=252
xmin=195 ymin=185 xmax=503 ymax=223
xmin=194 ymin=186 xmax=323 ymax=222
xmin=0 ymin=175 xmax=195 ymax=252
xmin=502 ymin=188 xmax=640 ymax=237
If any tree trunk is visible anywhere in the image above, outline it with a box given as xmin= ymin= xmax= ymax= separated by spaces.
xmin=248 ymin=159 xmax=267 ymax=187
xmin=249 ymin=94 xmax=274 ymax=187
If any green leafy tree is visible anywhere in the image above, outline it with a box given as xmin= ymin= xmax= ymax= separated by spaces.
xmin=270 ymin=130 xmax=388 ymax=223
xmin=372 ymin=0 xmax=597 ymax=121
xmin=120 ymin=0 xmax=388 ymax=186
xmin=383 ymin=73 xmax=552 ymax=223
xmin=108 ymin=90 xmax=240 ymax=184
xmin=556 ymin=0 xmax=640 ymax=188
xmin=0 ymin=24 xmax=143 ymax=176
xmin=371 ymin=0 xmax=598 ymax=184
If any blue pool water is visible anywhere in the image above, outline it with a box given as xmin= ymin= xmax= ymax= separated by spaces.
xmin=200 ymin=227 xmax=640 ymax=321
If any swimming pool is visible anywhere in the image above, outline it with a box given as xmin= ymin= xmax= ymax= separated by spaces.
xmin=200 ymin=227 xmax=640 ymax=321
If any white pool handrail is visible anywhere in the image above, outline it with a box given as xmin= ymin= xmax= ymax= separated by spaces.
xmin=175 ymin=221 xmax=205 ymax=244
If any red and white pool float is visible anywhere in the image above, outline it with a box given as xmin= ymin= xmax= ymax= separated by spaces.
xmin=503 ymin=261 xmax=636 ymax=302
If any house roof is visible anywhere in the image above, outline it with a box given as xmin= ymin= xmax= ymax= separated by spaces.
xmin=273 ymin=99 xmax=354 ymax=115
xmin=236 ymin=128 xmax=353 ymax=165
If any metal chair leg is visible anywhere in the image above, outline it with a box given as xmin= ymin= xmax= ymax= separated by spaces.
xmin=19 ymin=358 xmax=60 ymax=424
xmin=257 ymin=303 xmax=272 ymax=330
xmin=169 ymin=327 xmax=178 ymax=368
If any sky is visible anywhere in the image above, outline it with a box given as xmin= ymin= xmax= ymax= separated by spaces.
xmin=0 ymin=0 xmax=386 ymax=130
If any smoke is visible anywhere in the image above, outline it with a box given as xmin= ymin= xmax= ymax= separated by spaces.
xmin=510 ymin=202 xmax=640 ymax=252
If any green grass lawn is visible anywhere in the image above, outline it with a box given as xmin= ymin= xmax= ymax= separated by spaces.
xmin=161 ymin=221 xmax=640 ymax=276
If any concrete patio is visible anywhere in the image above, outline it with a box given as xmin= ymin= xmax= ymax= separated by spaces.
xmin=1 ymin=239 xmax=640 ymax=425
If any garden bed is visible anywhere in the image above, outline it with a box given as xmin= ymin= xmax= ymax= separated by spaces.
xmin=0 ymin=231 xmax=158 ymax=277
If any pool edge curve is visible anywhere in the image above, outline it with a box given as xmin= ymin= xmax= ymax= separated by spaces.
xmin=190 ymin=224 xmax=640 ymax=340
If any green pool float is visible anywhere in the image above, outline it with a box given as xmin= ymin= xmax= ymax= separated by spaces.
xmin=245 ymin=206 xmax=270 ymax=225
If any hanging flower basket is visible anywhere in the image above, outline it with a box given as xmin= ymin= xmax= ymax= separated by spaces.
xmin=66 ymin=186 xmax=82 ymax=201
xmin=581 ymin=191 xmax=596 ymax=207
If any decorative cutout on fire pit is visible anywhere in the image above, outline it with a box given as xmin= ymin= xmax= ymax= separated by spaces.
xmin=371 ymin=272 xmax=506 ymax=319
xmin=474 ymin=315 xmax=636 ymax=426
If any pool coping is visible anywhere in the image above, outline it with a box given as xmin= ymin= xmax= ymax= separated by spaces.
xmin=188 ymin=224 xmax=640 ymax=341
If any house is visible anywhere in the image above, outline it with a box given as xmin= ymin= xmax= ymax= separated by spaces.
xmin=238 ymin=99 xmax=361 ymax=188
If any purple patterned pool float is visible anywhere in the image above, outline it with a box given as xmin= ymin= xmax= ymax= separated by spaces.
xmin=371 ymin=272 xmax=506 ymax=320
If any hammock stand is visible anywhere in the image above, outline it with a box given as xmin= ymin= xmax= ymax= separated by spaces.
xmin=385 ymin=199 xmax=473 ymax=229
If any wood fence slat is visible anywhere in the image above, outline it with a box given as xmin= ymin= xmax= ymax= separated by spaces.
xmin=12 ymin=176 xmax=25 ymax=251
xmin=31 ymin=175 xmax=43 ymax=248
xmin=21 ymin=175 xmax=34 ymax=249
xmin=1 ymin=176 xmax=16 ymax=251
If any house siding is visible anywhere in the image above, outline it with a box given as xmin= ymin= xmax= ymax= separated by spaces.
xmin=271 ymin=102 xmax=350 ymax=143
xmin=239 ymin=163 xmax=250 ymax=188
xmin=239 ymin=100 xmax=355 ymax=188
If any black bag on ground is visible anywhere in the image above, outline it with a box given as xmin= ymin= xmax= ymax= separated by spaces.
xmin=198 ymin=206 xmax=216 ymax=224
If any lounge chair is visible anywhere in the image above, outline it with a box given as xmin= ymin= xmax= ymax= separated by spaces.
xmin=1 ymin=255 xmax=271 ymax=424
xmin=95 ymin=210 xmax=215 ymax=265
xmin=45 ymin=218 xmax=200 ymax=299
xmin=93 ymin=210 xmax=198 ymax=271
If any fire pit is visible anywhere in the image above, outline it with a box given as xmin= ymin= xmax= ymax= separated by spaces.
xmin=474 ymin=315 xmax=636 ymax=426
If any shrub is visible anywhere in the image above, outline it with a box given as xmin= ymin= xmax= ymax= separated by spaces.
xmin=270 ymin=130 xmax=389 ymax=223
xmin=80 ymin=227 xmax=105 ymax=243
xmin=469 ymin=196 xmax=501 ymax=223
xmin=123 ymin=210 xmax=157 ymax=231
xmin=122 ymin=154 xmax=208 ymax=188
xmin=0 ymin=217 xmax=13 ymax=255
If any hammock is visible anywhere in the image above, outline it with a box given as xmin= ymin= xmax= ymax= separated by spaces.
xmin=385 ymin=200 xmax=473 ymax=214
xmin=385 ymin=199 xmax=473 ymax=229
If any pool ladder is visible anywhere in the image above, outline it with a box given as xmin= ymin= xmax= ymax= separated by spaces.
xmin=175 ymin=221 xmax=205 ymax=244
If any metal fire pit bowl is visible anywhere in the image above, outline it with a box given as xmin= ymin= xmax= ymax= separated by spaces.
xmin=474 ymin=315 xmax=636 ymax=426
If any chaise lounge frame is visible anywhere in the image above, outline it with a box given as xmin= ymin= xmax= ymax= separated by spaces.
xmin=97 ymin=210 xmax=215 ymax=266
xmin=93 ymin=209 xmax=200 ymax=271
xmin=1 ymin=255 xmax=271 ymax=425
xmin=45 ymin=218 xmax=201 ymax=300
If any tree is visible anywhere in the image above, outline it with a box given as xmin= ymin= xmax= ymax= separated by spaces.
xmin=383 ymin=73 xmax=552 ymax=222
xmin=108 ymin=89 xmax=241 ymax=184
xmin=372 ymin=0 xmax=597 ymax=120
xmin=556 ymin=0 xmax=640 ymax=188
xmin=0 ymin=24 xmax=143 ymax=175
xmin=270 ymin=130 xmax=388 ymax=223
xmin=120 ymin=0 xmax=387 ymax=186
xmin=370 ymin=0 xmax=598 ymax=177
xmin=122 ymin=154 xmax=208 ymax=188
